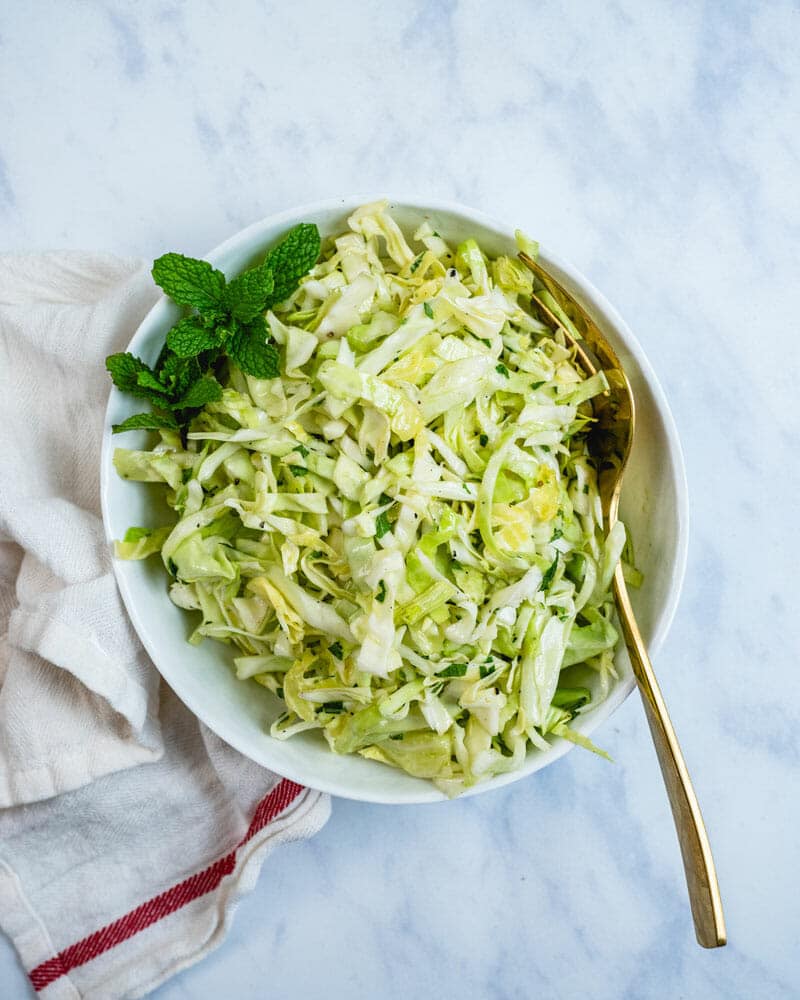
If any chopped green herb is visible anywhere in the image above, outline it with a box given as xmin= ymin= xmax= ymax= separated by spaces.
xmin=288 ymin=465 xmax=308 ymax=476
xmin=423 ymin=301 xmax=434 ymax=319
xmin=479 ymin=434 xmax=488 ymax=447
xmin=436 ymin=662 xmax=468 ymax=678
xmin=318 ymin=701 xmax=344 ymax=714
xmin=375 ymin=511 xmax=391 ymax=538
xmin=329 ymin=641 xmax=344 ymax=659
xmin=376 ymin=579 xmax=387 ymax=603
xmin=531 ymin=380 xmax=545 ymax=390
xmin=540 ymin=555 xmax=559 ymax=591
xmin=496 ymin=363 xmax=510 ymax=378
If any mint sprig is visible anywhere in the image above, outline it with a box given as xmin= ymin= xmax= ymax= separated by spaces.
xmin=106 ymin=348 xmax=222 ymax=428
xmin=151 ymin=254 xmax=227 ymax=320
xmin=175 ymin=373 xmax=226 ymax=409
xmin=106 ymin=353 xmax=163 ymax=401
xmin=228 ymin=316 xmax=280 ymax=379
xmin=224 ymin=264 xmax=275 ymax=323
xmin=159 ymin=354 xmax=202 ymax=398
xmin=107 ymin=222 xmax=320 ymax=434
xmin=165 ymin=317 xmax=222 ymax=358
xmin=263 ymin=223 xmax=321 ymax=307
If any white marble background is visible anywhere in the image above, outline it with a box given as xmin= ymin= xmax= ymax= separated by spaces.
xmin=2 ymin=1 xmax=798 ymax=997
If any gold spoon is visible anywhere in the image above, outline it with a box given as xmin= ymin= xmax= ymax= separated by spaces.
xmin=519 ymin=251 xmax=726 ymax=949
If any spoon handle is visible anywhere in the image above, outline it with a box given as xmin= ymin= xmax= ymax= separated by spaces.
xmin=613 ymin=565 xmax=727 ymax=948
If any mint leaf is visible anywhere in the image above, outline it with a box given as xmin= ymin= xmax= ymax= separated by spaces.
xmin=264 ymin=223 xmax=321 ymax=307
xmin=158 ymin=353 xmax=202 ymax=399
xmin=106 ymin=353 xmax=175 ymax=406
xmin=112 ymin=412 xmax=179 ymax=434
xmin=106 ymin=353 xmax=157 ymax=395
xmin=151 ymin=253 xmax=226 ymax=318
xmin=166 ymin=317 xmax=222 ymax=358
xmin=224 ymin=264 xmax=275 ymax=323
xmin=136 ymin=369 xmax=169 ymax=395
xmin=175 ymin=373 xmax=223 ymax=409
xmin=228 ymin=316 xmax=279 ymax=379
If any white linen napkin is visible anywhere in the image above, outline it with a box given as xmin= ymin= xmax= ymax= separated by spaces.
xmin=0 ymin=253 xmax=330 ymax=999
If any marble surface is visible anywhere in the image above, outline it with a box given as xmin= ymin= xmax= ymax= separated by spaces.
xmin=1 ymin=1 xmax=798 ymax=997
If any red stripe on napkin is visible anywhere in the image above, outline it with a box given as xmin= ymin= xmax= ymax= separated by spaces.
xmin=29 ymin=779 xmax=304 ymax=992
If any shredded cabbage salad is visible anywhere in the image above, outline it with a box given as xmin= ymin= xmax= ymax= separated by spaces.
xmin=114 ymin=200 xmax=630 ymax=795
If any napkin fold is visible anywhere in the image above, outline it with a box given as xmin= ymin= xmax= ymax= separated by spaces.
xmin=0 ymin=253 xmax=330 ymax=999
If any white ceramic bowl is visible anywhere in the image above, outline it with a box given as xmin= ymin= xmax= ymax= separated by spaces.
xmin=101 ymin=196 xmax=688 ymax=803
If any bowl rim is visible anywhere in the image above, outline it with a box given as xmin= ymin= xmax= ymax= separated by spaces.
xmin=100 ymin=194 xmax=689 ymax=803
